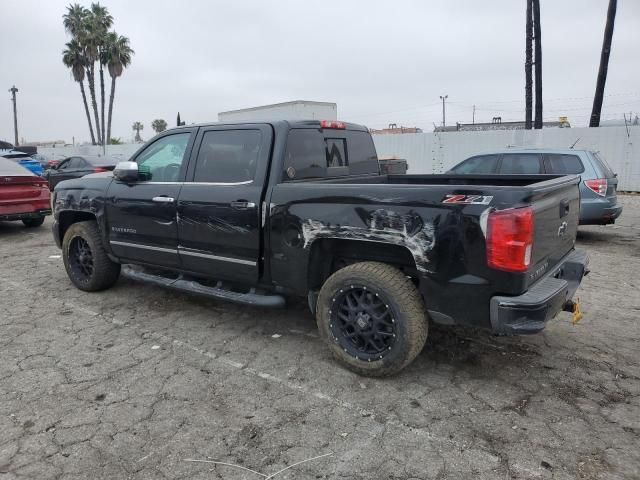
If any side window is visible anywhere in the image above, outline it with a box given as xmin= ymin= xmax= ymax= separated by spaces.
xmin=499 ymin=154 xmax=542 ymax=174
xmin=452 ymin=155 xmax=499 ymax=174
xmin=283 ymin=129 xmax=326 ymax=181
xmin=57 ymin=159 xmax=71 ymax=170
xmin=135 ymin=133 xmax=190 ymax=182
xmin=193 ymin=130 xmax=262 ymax=183
xmin=545 ymin=154 xmax=584 ymax=174
xmin=69 ymin=157 xmax=86 ymax=169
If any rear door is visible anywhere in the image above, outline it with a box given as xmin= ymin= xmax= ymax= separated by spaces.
xmin=176 ymin=124 xmax=273 ymax=283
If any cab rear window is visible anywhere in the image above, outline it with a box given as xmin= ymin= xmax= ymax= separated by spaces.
xmin=283 ymin=129 xmax=378 ymax=181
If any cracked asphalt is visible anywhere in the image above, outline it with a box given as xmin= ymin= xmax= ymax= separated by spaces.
xmin=1 ymin=195 xmax=639 ymax=480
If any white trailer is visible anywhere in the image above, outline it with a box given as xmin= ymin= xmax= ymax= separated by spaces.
xmin=218 ymin=100 xmax=337 ymax=122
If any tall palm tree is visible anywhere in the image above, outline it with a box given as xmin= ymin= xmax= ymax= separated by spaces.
xmin=590 ymin=0 xmax=617 ymax=127
xmin=90 ymin=3 xmax=113 ymax=145
xmin=62 ymin=3 xmax=88 ymax=37
xmin=132 ymin=122 xmax=144 ymax=143
xmin=63 ymin=39 xmax=96 ymax=145
xmin=105 ymin=33 xmax=134 ymax=144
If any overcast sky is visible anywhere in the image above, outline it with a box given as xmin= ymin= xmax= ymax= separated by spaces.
xmin=1 ymin=0 xmax=639 ymax=144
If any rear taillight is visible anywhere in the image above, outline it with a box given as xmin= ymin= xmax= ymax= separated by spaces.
xmin=320 ymin=120 xmax=346 ymax=129
xmin=487 ymin=207 xmax=534 ymax=273
xmin=584 ymin=178 xmax=607 ymax=196
xmin=94 ymin=167 xmax=108 ymax=173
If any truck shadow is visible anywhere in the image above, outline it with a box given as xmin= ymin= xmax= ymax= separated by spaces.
xmin=416 ymin=324 xmax=541 ymax=371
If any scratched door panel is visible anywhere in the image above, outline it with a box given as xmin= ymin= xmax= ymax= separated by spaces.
xmin=176 ymin=125 xmax=272 ymax=284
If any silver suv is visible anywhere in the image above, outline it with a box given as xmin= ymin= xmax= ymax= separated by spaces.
xmin=448 ymin=149 xmax=622 ymax=225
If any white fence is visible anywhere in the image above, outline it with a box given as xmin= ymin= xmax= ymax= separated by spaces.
xmin=373 ymin=125 xmax=640 ymax=191
xmin=39 ymin=143 xmax=141 ymax=160
xmin=39 ymin=125 xmax=640 ymax=191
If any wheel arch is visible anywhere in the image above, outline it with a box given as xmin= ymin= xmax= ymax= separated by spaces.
xmin=57 ymin=210 xmax=99 ymax=241
xmin=306 ymin=238 xmax=419 ymax=292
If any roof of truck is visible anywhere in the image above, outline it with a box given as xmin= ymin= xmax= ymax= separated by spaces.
xmin=169 ymin=119 xmax=369 ymax=132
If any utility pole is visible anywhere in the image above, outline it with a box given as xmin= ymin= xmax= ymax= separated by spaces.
xmin=9 ymin=85 xmax=19 ymax=146
xmin=472 ymin=104 xmax=476 ymax=124
xmin=590 ymin=0 xmax=617 ymax=127
xmin=532 ymin=0 xmax=543 ymax=129
xmin=525 ymin=0 xmax=533 ymax=129
xmin=440 ymin=95 xmax=448 ymax=127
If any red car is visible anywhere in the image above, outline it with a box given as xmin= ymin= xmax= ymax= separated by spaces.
xmin=0 ymin=157 xmax=51 ymax=227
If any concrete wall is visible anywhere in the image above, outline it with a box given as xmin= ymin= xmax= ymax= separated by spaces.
xmin=39 ymin=143 xmax=141 ymax=161
xmin=373 ymin=126 xmax=640 ymax=191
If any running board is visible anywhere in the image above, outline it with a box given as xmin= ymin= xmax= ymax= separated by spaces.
xmin=121 ymin=266 xmax=286 ymax=308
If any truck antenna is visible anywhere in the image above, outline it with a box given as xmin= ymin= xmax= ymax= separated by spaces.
xmin=569 ymin=137 xmax=581 ymax=149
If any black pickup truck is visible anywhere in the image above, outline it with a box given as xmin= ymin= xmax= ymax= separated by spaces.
xmin=52 ymin=120 xmax=588 ymax=376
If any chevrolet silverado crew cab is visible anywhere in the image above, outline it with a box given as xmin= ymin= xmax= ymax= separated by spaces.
xmin=52 ymin=120 xmax=588 ymax=376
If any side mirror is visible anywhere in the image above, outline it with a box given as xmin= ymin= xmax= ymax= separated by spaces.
xmin=113 ymin=161 xmax=139 ymax=182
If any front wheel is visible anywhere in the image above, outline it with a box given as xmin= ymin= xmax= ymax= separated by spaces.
xmin=62 ymin=220 xmax=121 ymax=291
xmin=22 ymin=216 xmax=45 ymax=228
xmin=316 ymin=261 xmax=428 ymax=377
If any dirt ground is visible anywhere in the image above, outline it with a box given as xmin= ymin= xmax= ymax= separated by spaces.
xmin=1 ymin=195 xmax=639 ymax=480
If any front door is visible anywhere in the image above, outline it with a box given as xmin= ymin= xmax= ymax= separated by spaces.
xmin=177 ymin=125 xmax=272 ymax=284
xmin=106 ymin=130 xmax=195 ymax=268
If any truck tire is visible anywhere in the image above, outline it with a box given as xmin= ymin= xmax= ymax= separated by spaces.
xmin=62 ymin=220 xmax=121 ymax=292
xmin=316 ymin=261 xmax=428 ymax=377
xmin=22 ymin=216 xmax=45 ymax=228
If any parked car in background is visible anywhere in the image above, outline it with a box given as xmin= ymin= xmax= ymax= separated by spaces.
xmin=447 ymin=149 xmax=622 ymax=225
xmin=1 ymin=150 xmax=45 ymax=177
xmin=0 ymin=157 xmax=51 ymax=227
xmin=31 ymin=153 xmax=66 ymax=170
xmin=45 ymin=155 xmax=118 ymax=191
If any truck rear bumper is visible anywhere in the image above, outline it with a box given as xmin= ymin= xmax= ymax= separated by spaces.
xmin=489 ymin=249 xmax=589 ymax=335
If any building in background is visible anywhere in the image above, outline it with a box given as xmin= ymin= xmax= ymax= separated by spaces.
xmin=218 ymin=100 xmax=337 ymax=122
xmin=434 ymin=116 xmax=571 ymax=132
xmin=369 ymin=124 xmax=423 ymax=135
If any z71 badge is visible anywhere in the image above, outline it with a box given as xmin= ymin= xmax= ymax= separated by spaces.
xmin=442 ymin=194 xmax=493 ymax=205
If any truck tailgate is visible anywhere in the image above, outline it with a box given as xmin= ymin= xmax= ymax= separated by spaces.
xmin=527 ymin=176 xmax=580 ymax=287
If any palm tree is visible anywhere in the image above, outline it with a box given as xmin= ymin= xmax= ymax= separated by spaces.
xmin=590 ymin=0 xmax=618 ymax=127
xmin=62 ymin=3 xmax=88 ymax=37
xmin=105 ymin=32 xmax=134 ymax=144
xmin=151 ymin=119 xmax=168 ymax=134
xmin=63 ymin=39 xmax=96 ymax=145
xmin=90 ymin=3 xmax=113 ymax=145
xmin=132 ymin=122 xmax=144 ymax=142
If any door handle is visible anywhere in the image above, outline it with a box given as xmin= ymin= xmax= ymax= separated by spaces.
xmin=230 ymin=200 xmax=256 ymax=210
xmin=152 ymin=196 xmax=175 ymax=203
xmin=559 ymin=199 xmax=570 ymax=218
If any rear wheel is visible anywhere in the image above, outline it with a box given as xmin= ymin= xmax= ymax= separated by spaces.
xmin=62 ymin=221 xmax=120 ymax=291
xmin=316 ymin=261 xmax=428 ymax=377
xmin=22 ymin=216 xmax=45 ymax=228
